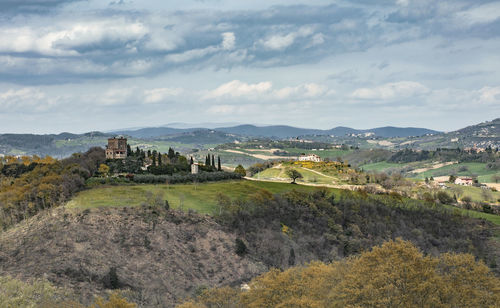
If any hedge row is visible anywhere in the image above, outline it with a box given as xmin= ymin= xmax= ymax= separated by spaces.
xmin=86 ymin=171 xmax=242 ymax=186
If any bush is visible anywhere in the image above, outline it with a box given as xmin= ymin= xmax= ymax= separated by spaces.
xmin=132 ymin=171 xmax=242 ymax=184
xmin=437 ymin=191 xmax=454 ymax=205
xmin=234 ymin=165 xmax=246 ymax=177
xmin=235 ymin=238 xmax=247 ymax=256
xmin=482 ymin=203 xmax=493 ymax=214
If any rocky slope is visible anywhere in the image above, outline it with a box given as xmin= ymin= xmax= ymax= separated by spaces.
xmin=0 ymin=206 xmax=264 ymax=307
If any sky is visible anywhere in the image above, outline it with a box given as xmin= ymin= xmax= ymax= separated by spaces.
xmin=0 ymin=0 xmax=499 ymax=133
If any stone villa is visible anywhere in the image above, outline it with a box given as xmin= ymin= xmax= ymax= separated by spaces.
xmin=105 ymin=136 xmax=128 ymax=159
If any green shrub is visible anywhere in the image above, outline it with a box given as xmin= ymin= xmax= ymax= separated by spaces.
xmin=235 ymin=238 xmax=247 ymax=256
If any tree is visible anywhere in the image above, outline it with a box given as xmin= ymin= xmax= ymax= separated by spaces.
xmin=90 ymin=291 xmax=137 ymax=308
xmin=437 ymin=191 xmax=454 ymax=204
xmin=234 ymin=165 xmax=246 ymax=177
xmin=211 ymin=155 xmax=215 ymax=168
xmin=157 ymin=152 xmax=162 ymax=166
xmin=450 ymin=186 xmax=463 ymax=199
xmin=168 ymin=147 xmax=175 ymax=159
xmin=449 ymin=175 xmax=457 ymax=183
xmin=217 ymin=156 xmax=222 ymax=171
xmin=286 ymin=169 xmax=303 ymax=184
xmin=190 ymin=156 xmax=194 ymax=165
xmin=126 ymin=144 xmax=132 ymax=156
xmin=461 ymin=196 xmax=472 ymax=209
xmin=182 ymin=239 xmax=500 ymax=308
xmin=481 ymin=189 xmax=493 ymax=202
xmin=98 ymin=164 xmax=110 ymax=177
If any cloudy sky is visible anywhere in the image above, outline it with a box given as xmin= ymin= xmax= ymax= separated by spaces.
xmin=0 ymin=0 xmax=499 ymax=133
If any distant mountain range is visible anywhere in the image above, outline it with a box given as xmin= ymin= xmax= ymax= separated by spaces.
xmin=1 ymin=119 xmax=498 ymax=157
xmin=113 ymin=124 xmax=440 ymax=139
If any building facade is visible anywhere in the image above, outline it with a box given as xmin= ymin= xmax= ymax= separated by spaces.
xmin=191 ymin=162 xmax=199 ymax=174
xmin=106 ymin=136 xmax=128 ymax=159
xmin=455 ymin=177 xmax=474 ymax=186
xmin=298 ymin=153 xmax=322 ymax=162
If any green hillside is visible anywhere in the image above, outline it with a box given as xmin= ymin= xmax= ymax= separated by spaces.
xmin=66 ymin=180 xmax=336 ymax=214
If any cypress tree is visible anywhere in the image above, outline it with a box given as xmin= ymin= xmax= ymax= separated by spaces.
xmin=206 ymin=155 xmax=210 ymax=166
xmin=190 ymin=157 xmax=194 ymax=165
xmin=152 ymin=155 xmax=156 ymax=166
xmin=217 ymin=156 xmax=221 ymax=171
xmin=211 ymin=154 xmax=215 ymax=167
xmin=168 ymin=147 xmax=175 ymax=159
xmin=158 ymin=152 xmax=162 ymax=165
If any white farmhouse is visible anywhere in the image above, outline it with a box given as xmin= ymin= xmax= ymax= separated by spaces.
xmin=455 ymin=177 xmax=474 ymax=186
xmin=298 ymin=154 xmax=322 ymax=162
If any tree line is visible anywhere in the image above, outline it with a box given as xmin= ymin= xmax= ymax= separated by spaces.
xmin=179 ymin=239 xmax=500 ymax=308
xmin=0 ymin=147 xmax=105 ymax=230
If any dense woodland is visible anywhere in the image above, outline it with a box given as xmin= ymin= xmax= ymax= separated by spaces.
xmin=215 ymin=188 xmax=497 ymax=270
xmin=0 ymin=147 xmax=105 ymax=230
xmin=388 ymin=147 xmax=500 ymax=164
xmin=180 ymin=239 xmax=500 ymax=308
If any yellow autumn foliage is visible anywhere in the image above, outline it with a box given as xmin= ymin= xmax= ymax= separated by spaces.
xmin=178 ymin=239 xmax=500 ymax=308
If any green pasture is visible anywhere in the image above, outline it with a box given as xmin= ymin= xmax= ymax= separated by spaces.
xmin=66 ymin=180 xmax=332 ymax=214
xmin=412 ymin=162 xmax=499 ymax=183
xmin=359 ymin=161 xmax=405 ymax=172
xmin=252 ymin=165 xmax=335 ymax=185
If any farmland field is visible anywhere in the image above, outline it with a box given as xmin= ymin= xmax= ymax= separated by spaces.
xmin=66 ymin=180 xmax=334 ymax=214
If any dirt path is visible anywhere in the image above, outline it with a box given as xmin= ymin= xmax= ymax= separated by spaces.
xmin=223 ymin=149 xmax=298 ymax=160
xmin=300 ymin=167 xmax=336 ymax=179
xmin=411 ymin=161 xmax=457 ymax=174
xmin=244 ymin=177 xmax=364 ymax=191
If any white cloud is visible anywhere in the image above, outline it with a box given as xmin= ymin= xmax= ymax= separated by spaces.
xmin=259 ymin=26 xmax=315 ymax=51
xmin=99 ymin=88 xmax=135 ymax=106
xmin=165 ymin=31 xmax=237 ymax=63
xmin=221 ymin=32 xmax=236 ymax=50
xmin=396 ymin=0 xmax=410 ymax=7
xmin=272 ymin=83 xmax=327 ymax=99
xmin=144 ymin=87 xmax=183 ymax=103
xmin=455 ymin=2 xmax=500 ymax=26
xmin=352 ymin=81 xmax=429 ymax=100
xmin=203 ymin=80 xmax=273 ymax=99
xmin=204 ymin=80 xmax=330 ymax=101
xmin=0 ymin=19 xmax=148 ymax=56
xmin=0 ymin=87 xmax=60 ymax=112
xmin=477 ymin=86 xmax=500 ymax=104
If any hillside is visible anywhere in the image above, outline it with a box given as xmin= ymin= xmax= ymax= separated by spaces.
xmin=0 ymin=206 xmax=265 ymax=307
xmin=1 ymin=180 xmax=499 ymax=307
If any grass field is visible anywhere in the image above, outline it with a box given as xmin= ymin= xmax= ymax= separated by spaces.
xmin=283 ymin=148 xmax=351 ymax=159
xmin=412 ymin=162 xmax=499 ymax=183
xmin=252 ymin=165 xmax=335 ymax=185
xmin=443 ymin=205 xmax=500 ymax=227
xmin=359 ymin=161 xmax=405 ymax=172
xmin=66 ymin=179 xmax=500 ymax=228
xmin=448 ymin=184 xmax=500 ymax=203
xmin=66 ymin=180 xmax=333 ymax=214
